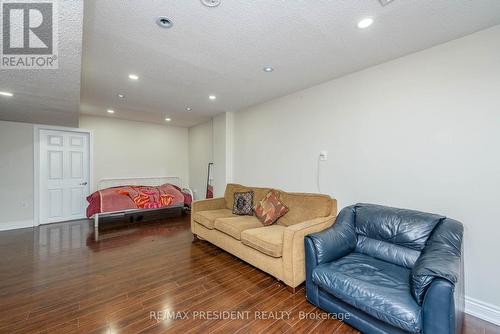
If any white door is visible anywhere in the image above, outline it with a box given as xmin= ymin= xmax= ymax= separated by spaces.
xmin=39 ymin=129 xmax=90 ymax=224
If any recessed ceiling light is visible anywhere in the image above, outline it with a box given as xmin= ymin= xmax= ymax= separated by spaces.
xmin=107 ymin=109 xmax=115 ymax=114
xmin=165 ymin=117 xmax=171 ymax=122
xmin=185 ymin=107 xmax=192 ymax=112
xmin=378 ymin=0 xmax=394 ymax=6
xmin=209 ymin=95 xmax=216 ymax=100
xmin=201 ymin=0 xmax=221 ymax=7
xmin=263 ymin=65 xmax=274 ymax=72
xmin=156 ymin=16 xmax=173 ymax=29
xmin=357 ymin=17 xmax=374 ymax=29
xmin=117 ymin=93 xmax=125 ymax=98
xmin=0 ymin=91 xmax=13 ymax=97
xmin=128 ymin=74 xmax=139 ymax=80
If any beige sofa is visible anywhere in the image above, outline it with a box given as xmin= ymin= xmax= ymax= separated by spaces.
xmin=191 ymin=183 xmax=337 ymax=290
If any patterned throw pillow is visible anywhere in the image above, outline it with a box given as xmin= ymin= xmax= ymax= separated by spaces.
xmin=233 ymin=191 xmax=254 ymax=215
xmin=253 ymin=191 xmax=289 ymax=226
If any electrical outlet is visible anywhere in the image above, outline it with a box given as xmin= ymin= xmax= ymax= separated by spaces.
xmin=319 ymin=151 xmax=328 ymax=161
xmin=20 ymin=201 xmax=28 ymax=209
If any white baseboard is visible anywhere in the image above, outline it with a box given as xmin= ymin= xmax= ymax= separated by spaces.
xmin=466 ymin=296 xmax=500 ymax=326
xmin=0 ymin=219 xmax=34 ymax=231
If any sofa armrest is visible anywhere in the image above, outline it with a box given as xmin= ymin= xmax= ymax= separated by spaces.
xmin=281 ymin=215 xmax=336 ymax=288
xmin=304 ymin=205 xmax=357 ymax=266
xmin=191 ymin=197 xmax=226 ymax=212
xmin=191 ymin=197 xmax=226 ymax=233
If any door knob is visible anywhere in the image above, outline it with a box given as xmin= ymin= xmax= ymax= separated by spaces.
xmin=80 ymin=182 xmax=88 ymax=186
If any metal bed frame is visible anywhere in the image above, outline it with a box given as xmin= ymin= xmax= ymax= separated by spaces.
xmin=93 ymin=176 xmax=193 ymax=241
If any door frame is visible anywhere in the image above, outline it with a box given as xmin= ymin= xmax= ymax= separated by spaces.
xmin=33 ymin=124 xmax=94 ymax=226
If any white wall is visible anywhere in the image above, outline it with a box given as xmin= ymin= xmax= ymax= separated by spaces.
xmin=212 ymin=113 xmax=227 ymax=197
xmin=225 ymin=112 xmax=234 ymax=186
xmin=188 ymin=120 xmax=213 ymax=200
xmin=188 ymin=112 xmax=234 ymax=199
xmin=0 ymin=116 xmax=190 ymax=230
xmin=80 ymin=115 xmax=189 ymax=191
xmin=0 ymin=121 xmax=34 ymax=229
xmin=233 ymin=26 xmax=500 ymax=312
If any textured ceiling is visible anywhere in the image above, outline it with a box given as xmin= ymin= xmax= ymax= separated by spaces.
xmin=0 ymin=1 xmax=84 ymax=127
xmin=80 ymin=0 xmax=500 ymax=127
xmin=5 ymin=1 xmax=500 ymax=128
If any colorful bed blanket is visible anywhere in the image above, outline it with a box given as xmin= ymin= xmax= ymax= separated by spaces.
xmin=86 ymin=184 xmax=191 ymax=218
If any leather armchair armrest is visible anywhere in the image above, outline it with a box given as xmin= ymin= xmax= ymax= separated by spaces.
xmin=305 ymin=236 xmax=320 ymax=304
xmin=422 ymin=232 xmax=464 ymax=334
xmin=303 ymin=206 xmax=357 ymax=303
xmin=304 ymin=205 xmax=357 ymax=266
xmin=411 ymin=218 xmax=464 ymax=305
xmin=422 ymin=278 xmax=459 ymax=334
xmin=191 ymin=197 xmax=226 ymax=212
xmin=282 ymin=215 xmax=336 ymax=288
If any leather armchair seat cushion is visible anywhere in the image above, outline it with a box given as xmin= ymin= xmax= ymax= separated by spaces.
xmin=241 ymin=225 xmax=285 ymax=258
xmin=193 ymin=209 xmax=235 ymax=229
xmin=312 ymin=252 xmax=422 ymax=333
xmin=214 ymin=216 xmax=262 ymax=240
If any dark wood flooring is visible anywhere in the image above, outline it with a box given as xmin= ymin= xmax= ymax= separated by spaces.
xmin=0 ymin=214 xmax=497 ymax=333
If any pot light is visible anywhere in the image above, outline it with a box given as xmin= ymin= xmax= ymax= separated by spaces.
xmin=0 ymin=91 xmax=13 ymax=97
xmin=357 ymin=17 xmax=374 ymax=29
xmin=117 ymin=93 xmax=125 ymax=98
xmin=165 ymin=117 xmax=171 ymax=122
xmin=128 ymin=74 xmax=139 ymax=80
xmin=378 ymin=0 xmax=394 ymax=6
xmin=185 ymin=107 xmax=192 ymax=112
xmin=263 ymin=65 xmax=274 ymax=72
xmin=107 ymin=109 xmax=115 ymax=114
xmin=156 ymin=16 xmax=173 ymax=29
xmin=209 ymin=95 xmax=216 ymax=100
xmin=201 ymin=0 xmax=221 ymax=7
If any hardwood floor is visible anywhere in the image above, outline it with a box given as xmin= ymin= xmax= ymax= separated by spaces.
xmin=0 ymin=214 xmax=497 ymax=334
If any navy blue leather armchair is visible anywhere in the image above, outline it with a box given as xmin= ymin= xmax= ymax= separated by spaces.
xmin=305 ymin=204 xmax=464 ymax=334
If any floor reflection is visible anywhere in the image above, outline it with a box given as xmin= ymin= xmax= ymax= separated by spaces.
xmin=86 ymin=217 xmax=190 ymax=252
xmin=0 ymin=214 xmax=191 ymax=262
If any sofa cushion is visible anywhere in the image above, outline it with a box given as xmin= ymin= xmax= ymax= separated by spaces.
xmin=193 ymin=209 xmax=234 ymax=229
xmin=214 ymin=216 xmax=262 ymax=240
xmin=241 ymin=225 xmax=285 ymax=258
xmin=312 ymin=252 xmax=422 ymax=333
xmin=253 ymin=191 xmax=289 ymax=226
xmin=355 ymin=204 xmax=444 ymax=251
xmin=232 ymin=191 xmax=254 ymax=215
xmin=278 ymin=192 xmax=332 ymax=226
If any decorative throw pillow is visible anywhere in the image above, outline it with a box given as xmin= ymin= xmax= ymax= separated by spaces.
xmin=233 ymin=191 xmax=254 ymax=215
xmin=253 ymin=191 xmax=289 ymax=226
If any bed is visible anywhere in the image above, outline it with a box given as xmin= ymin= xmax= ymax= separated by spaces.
xmin=87 ymin=176 xmax=193 ymax=241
